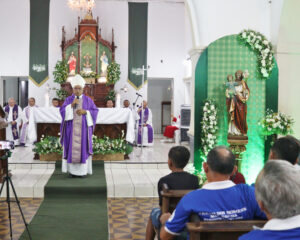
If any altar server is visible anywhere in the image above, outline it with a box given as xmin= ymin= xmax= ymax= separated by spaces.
xmin=5 ymin=98 xmax=22 ymax=145
xmin=136 ymin=100 xmax=154 ymax=146
xmin=20 ymin=97 xmax=38 ymax=146
xmin=60 ymin=74 xmax=99 ymax=177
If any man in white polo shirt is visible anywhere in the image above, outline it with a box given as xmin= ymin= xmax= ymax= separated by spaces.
xmin=160 ymin=146 xmax=266 ymax=240
xmin=239 ymin=160 xmax=300 ymax=240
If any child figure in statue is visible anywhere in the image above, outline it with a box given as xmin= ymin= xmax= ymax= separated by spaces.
xmin=225 ymin=74 xmax=238 ymax=98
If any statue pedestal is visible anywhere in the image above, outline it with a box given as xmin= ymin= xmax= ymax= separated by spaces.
xmin=227 ymin=135 xmax=248 ymax=172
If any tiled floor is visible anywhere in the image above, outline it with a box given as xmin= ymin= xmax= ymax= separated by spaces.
xmin=0 ymin=198 xmax=43 ymax=240
xmin=108 ymin=198 xmax=159 ymax=240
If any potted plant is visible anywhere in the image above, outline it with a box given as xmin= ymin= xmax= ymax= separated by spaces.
xmin=106 ymin=61 xmax=121 ymax=86
xmin=33 ymin=136 xmax=62 ymax=161
xmin=92 ymin=131 xmax=131 ymax=161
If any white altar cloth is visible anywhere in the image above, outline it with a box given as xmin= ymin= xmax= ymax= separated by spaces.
xmin=32 ymin=107 xmax=135 ymax=143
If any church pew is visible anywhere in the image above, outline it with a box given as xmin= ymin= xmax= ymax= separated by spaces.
xmin=161 ymin=184 xmax=193 ymax=214
xmin=186 ymin=220 xmax=267 ymax=240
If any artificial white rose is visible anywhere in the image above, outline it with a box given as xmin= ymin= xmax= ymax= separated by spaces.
xmin=261 ymin=60 xmax=266 ymax=67
xmin=263 ymin=40 xmax=269 ymax=45
xmin=242 ymin=32 xmax=246 ymax=38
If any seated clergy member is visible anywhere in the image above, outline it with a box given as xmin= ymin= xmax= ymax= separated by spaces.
xmin=160 ymin=146 xmax=266 ymax=240
xmin=106 ymin=100 xmax=114 ymax=108
xmin=4 ymin=98 xmax=23 ymax=145
xmin=20 ymin=97 xmax=38 ymax=146
xmin=162 ymin=115 xmax=179 ymax=143
xmin=269 ymin=136 xmax=300 ymax=167
xmin=123 ymin=99 xmax=131 ymax=109
xmin=145 ymin=146 xmax=199 ymax=240
xmin=52 ymin=98 xmax=60 ymax=108
xmin=136 ymin=100 xmax=154 ymax=146
xmin=239 ymin=160 xmax=300 ymax=240
xmin=60 ymin=74 xmax=99 ymax=177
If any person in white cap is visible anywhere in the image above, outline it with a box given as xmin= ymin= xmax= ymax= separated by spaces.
xmin=60 ymin=74 xmax=99 ymax=177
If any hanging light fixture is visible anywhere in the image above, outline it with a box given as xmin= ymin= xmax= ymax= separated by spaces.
xmin=68 ymin=0 xmax=95 ymax=12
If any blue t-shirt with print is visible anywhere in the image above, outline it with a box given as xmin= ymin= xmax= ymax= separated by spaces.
xmin=165 ymin=184 xmax=266 ymax=235
xmin=239 ymin=228 xmax=300 ymax=240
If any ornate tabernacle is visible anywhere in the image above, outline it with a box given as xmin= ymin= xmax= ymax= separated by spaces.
xmin=60 ymin=12 xmax=116 ymax=107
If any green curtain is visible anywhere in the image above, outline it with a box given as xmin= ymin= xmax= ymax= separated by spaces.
xmin=128 ymin=3 xmax=148 ymax=90
xmin=29 ymin=0 xmax=50 ymax=86
xmin=264 ymin=61 xmax=279 ymax=161
xmin=194 ymin=48 xmax=208 ymax=169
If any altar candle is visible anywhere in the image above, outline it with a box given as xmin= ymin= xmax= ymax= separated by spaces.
xmin=44 ymin=92 xmax=50 ymax=107
xmin=115 ymin=93 xmax=121 ymax=108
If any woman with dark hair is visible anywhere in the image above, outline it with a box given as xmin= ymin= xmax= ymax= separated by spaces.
xmin=0 ymin=105 xmax=8 ymax=130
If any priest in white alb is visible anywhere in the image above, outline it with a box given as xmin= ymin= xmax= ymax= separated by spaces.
xmin=4 ymin=98 xmax=23 ymax=145
xmin=20 ymin=97 xmax=38 ymax=146
xmin=60 ymin=75 xmax=99 ymax=177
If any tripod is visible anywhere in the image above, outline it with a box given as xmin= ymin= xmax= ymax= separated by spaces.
xmin=0 ymin=150 xmax=32 ymax=240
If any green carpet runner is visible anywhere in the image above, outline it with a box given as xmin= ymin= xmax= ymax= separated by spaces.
xmin=20 ymin=161 xmax=108 ymax=240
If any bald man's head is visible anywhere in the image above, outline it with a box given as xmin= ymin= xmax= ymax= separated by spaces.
xmin=207 ymin=146 xmax=236 ymax=175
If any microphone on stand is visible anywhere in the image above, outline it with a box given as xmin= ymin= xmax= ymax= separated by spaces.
xmin=136 ymin=93 xmax=142 ymax=97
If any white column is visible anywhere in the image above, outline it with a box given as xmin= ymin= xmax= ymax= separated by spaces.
xmin=187 ymin=47 xmax=204 ymax=137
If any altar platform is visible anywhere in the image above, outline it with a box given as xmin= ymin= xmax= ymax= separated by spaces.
xmin=0 ymin=135 xmax=190 ymax=198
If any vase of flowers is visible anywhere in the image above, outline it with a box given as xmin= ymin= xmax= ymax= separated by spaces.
xmin=259 ymin=109 xmax=294 ymax=137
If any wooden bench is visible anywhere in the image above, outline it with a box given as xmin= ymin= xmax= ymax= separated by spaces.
xmin=187 ymin=220 xmax=267 ymax=240
xmin=161 ymin=185 xmax=193 ymax=214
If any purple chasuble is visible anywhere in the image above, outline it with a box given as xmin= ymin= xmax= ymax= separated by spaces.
xmin=60 ymin=94 xmax=99 ymax=164
xmin=137 ymin=107 xmax=153 ymax=144
xmin=5 ymin=104 xmax=19 ymax=140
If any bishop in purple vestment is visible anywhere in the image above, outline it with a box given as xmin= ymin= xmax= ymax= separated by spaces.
xmin=60 ymin=75 xmax=99 ymax=177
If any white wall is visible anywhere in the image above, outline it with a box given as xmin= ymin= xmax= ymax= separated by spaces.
xmin=0 ymin=0 xmax=29 ymax=76
xmin=277 ymin=0 xmax=300 ymax=138
xmin=186 ymin=0 xmax=273 ymax=48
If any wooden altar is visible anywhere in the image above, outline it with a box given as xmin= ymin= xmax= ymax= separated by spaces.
xmin=60 ymin=13 xmax=116 ymax=107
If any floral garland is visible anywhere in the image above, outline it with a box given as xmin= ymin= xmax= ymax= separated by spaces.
xmin=238 ymin=30 xmax=274 ymax=79
xmin=80 ymin=71 xmax=99 ymax=79
xmin=259 ymin=109 xmax=294 ymax=136
xmin=200 ymin=99 xmax=218 ymax=156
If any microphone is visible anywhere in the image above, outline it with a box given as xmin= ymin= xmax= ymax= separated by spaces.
xmin=136 ymin=93 xmax=142 ymax=97
xmin=74 ymin=96 xmax=79 ymax=109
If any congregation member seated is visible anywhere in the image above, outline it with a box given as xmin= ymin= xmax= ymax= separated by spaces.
xmin=230 ymin=168 xmax=246 ymax=184
xmin=160 ymin=146 xmax=266 ymax=240
xmin=136 ymin=100 xmax=154 ymax=146
xmin=269 ymin=136 xmax=300 ymax=168
xmin=106 ymin=100 xmax=114 ymax=108
xmin=52 ymin=98 xmax=60 ymax=108
xmin=145 ymin=146 xmax=199 ymax=240
xmin=20 ymin=97 xmax=38 ymax=146
xmin=239 ymin=160 xmax=300 ymax=240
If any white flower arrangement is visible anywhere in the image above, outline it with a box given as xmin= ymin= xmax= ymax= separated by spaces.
xmin=185 ymin=163 xmax=207 ymax=187
xmin=200 ymin=99 xmax=218 ymax=156
xmin=239 ymin=30 xmax=275 ymax=80
xmin=92 ymin=130 xmax=128 ymax=155
xmin=259 ymin=109 xmax=294 ymax=136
